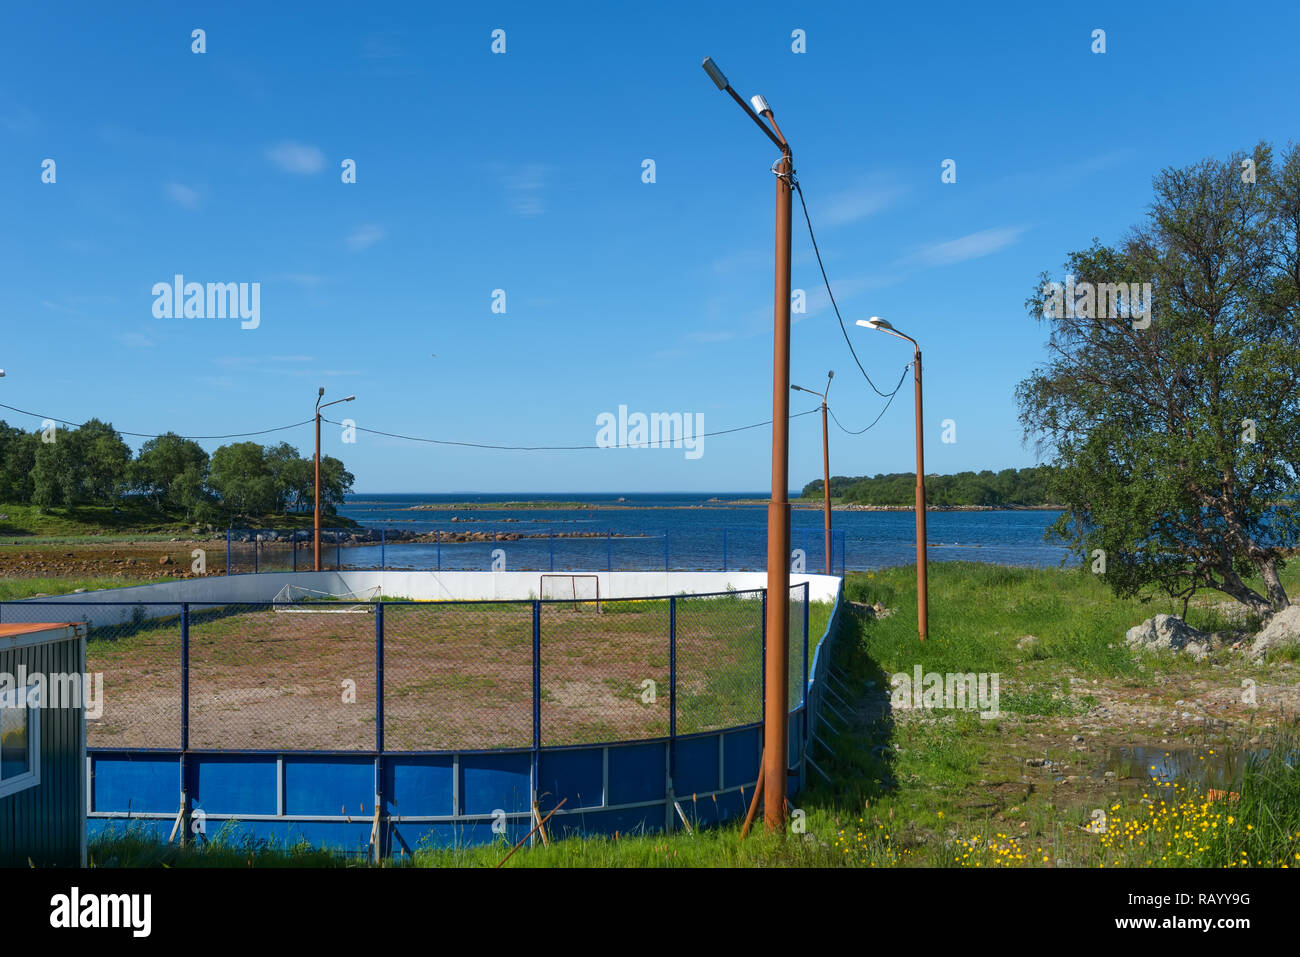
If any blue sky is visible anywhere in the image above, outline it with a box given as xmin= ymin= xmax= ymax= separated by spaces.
xmin=3 ymin=1 xmax=1298 ymax=493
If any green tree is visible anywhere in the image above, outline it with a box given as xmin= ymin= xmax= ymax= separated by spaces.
xmin=1016 ymin=142 xmax=1300 ymax=616
xmin=64 ymin=420 xmax=132 ymax=504
xmin=132 ymin=433 xmax=211 ymax=513
xmin=208 ymin=442 xmax=276 ymax=518
xmin=313 ymin=455 xmax=355 ymax=515
xmin=0 ymin=423 xmax=38 ymax=503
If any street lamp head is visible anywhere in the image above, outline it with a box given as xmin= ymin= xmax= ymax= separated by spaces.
xmin=858 ymin=316 xmax=894 ymax=331
xmin=318 ymin=386 xmax=325 ymax=396
xmin=701 ymin=56 xmax=728 ymax=90
xmin=791 ymin=384 xmax=806 ymax=393
xmin=750 ymin=94 xmax=772 ymax=116
xmin=827 ymin=370 xmax=834 ymax=380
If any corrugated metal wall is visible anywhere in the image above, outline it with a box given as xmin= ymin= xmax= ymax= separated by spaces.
xmin=0 ymin=634 xmax=83 ymax=867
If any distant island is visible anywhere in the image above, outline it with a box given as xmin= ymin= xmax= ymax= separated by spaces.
xmin=802 ymin=466 xmax=1060 ymax=508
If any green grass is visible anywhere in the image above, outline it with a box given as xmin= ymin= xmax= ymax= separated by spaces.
xmin=0 ymin=575 xmax=172 ymax=600
xmin=0 ymin=500 xmax=357 ymax=541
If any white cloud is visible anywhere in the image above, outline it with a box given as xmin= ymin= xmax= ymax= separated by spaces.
xmin=347 ymin=224 xmax=386 ymax=250
xmin=267 ymin=141 xmax=325 ymax=175
xmin=164 ymin=182 xmax=200 ymax=209
xmin=817 ymin=182 xmax=905 ymax=227
xmin=905 ymin=226 xmax=1028 ymax=267
xmin=497 ymin=163 xmax=549 ymax=216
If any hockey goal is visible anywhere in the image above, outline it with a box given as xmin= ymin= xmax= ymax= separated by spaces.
xmin=539 ymin=574 xmax=602 ymax=612
xmin=272 ymin=583 xmax=381 ymax=613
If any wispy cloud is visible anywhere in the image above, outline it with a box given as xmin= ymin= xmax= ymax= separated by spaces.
xmin=116 ymin=332 xmax=155 ymax=348
xmin=903 ymin=225 xmax=1028 ymax=267
xmin=361 ymin=33 xmax=405 ymax=59
xmin=215 ymin=355 xmax=315 ymax=368
xmin=496 ymin=163 xmax=549 ymax=217
xmin=684 ymin=330 xmax=738 ymax=343
xmin=347 ymin=224 xmax=386 ymax=250
xmin=265 ymin=273 xmax=326 ymax=287
xmin=816 ymin=181 xmax=906 ymax=227
xmin=164 ymin=182 xmax=201 ymax=209
xmin=267 ymin=141 xmax=325 ymax=175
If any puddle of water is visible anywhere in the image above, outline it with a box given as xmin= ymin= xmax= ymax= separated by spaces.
xmin=1093 ymin=746 xmax=1269 ymax=793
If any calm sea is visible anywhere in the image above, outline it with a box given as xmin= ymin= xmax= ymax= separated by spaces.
xmin=335 ymin=493 xmax=1071 ymax=572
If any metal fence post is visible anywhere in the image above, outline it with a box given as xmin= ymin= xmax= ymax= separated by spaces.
xmin=548 ymin=530 xmax=554 ymax=572
xmin=722 ymin=528 xmax=727 ymax=572
xmin=374 ymin=601 xmax=385 ymax=861
xmin=292 ymin=529 xmax=298 ymax=572
xmin=225 ymin=529 xmax=230 ymax=576
xmin=381 ymin=529 xmax=385 ymax=571
xmin=664 ymin=530 xmax=669 ymax=571
xmin=531 ymin=599 xmax=541 ymax=845
xmin=606 ymin=530 xmax=612 ymax=573
xmin=436 ymin=530 xmax=441 ymax=571
xmin=802 ymin=581 xmax=810 ymax=774
xmin=180 ymin=602 xmax=191 ymax=844
xmin=336 ymin=530 xmax=341 ymax=570
xmin=760 ymin=589 xmax=767 ymax=728
xmin=254 ymin=533 xmax=259 ymax=574
xmin=668 ymin=595 xmax=677 ymax=833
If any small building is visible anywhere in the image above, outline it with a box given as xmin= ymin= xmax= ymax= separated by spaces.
xmin=0 ymin=622 xmax=87 ymax=867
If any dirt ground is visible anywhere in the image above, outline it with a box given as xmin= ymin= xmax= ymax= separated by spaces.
xmin=0 ymin=539 xmax=228 ymax=581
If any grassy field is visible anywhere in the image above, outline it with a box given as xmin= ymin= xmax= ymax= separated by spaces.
xmin=76 ymin=561 xmax=1300 ymax=867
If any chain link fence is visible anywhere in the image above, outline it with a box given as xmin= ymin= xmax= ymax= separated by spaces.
xmin=0 ymin=582 xmax=810 ymax=754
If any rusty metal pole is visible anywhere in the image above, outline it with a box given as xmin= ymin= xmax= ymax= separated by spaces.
xmin=763 ymin=144 xmax=794 ymax=833
xmin=313 ymin=408 xmax=321 ymax=572
xmin=821 ymin=398 xmax=832 ymax=575
xmin=912 ymin=347 xmax=928 ymax=640
xmin=700 ymin=57 xmax=795 ymax=834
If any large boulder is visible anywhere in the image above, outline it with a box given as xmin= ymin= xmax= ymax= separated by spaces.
xmin=1248 ymin=605 xmax=1300 ymax=661
xmin=1125 ymin=614 xmax=1211 ymax=659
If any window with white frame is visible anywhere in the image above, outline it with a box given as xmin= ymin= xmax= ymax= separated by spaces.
xmin=0 ymin=683 xmax=40 ymax=799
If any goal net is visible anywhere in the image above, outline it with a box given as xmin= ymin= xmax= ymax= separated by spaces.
xmin=539 ymin=574 xmax=601 ymax=612
xmin=272 ymin=583 xmax=382 ymax=613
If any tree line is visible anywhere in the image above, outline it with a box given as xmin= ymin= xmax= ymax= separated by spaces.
xmin=801 ymin=466 xmax=1056 ymax=507
xmin=0 ymin=419 xmax=354 ymax=524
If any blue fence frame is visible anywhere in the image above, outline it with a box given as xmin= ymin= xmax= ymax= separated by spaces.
xmin=63 ymin=580 xmax=843 ymax=856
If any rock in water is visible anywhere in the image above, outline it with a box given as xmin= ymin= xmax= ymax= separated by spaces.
xmin=1124 ymin=614 xmax=1211 ymax=660
xmin=1248 ymin=605 xmax=1300 ymax=661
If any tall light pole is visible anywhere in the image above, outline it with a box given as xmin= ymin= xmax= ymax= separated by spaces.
xmin=703 ymin=55 xmax=794 ymax=834
xmin=792 ymin=372 xmax=834 ymax=575
xmin=314 ymin=388 xmax=355 ymax=572
xmin=857 ymin=318 xmax=927 ymax=639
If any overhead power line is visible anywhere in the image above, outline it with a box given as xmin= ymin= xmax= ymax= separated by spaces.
xmin=0 ymin=402 xmax=313 ymax=440
xmin=322 ymin=407 xmax=822 ymax=451
xmin=793 ymin=180 xmax=903 ymax=400
xmin=0 ymin=400 xmax=822 ymax=451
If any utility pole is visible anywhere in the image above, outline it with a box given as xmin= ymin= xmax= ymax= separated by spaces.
xmin=794 ymin=372 xmax=834 ymax=575
xmin=314 ymin=389 xmax=355 ymax=572
xmin=857 ymin=318 xmax=928 ymax=639
xmin=703 ymin=56 xmax=795 ymax=834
